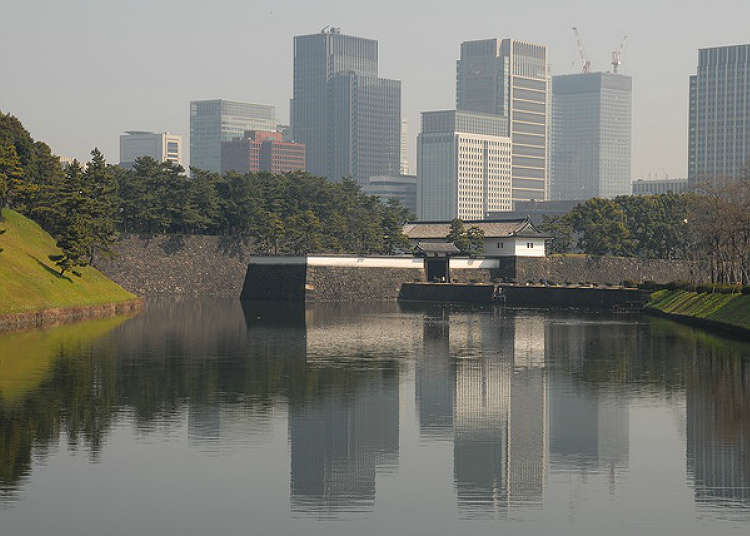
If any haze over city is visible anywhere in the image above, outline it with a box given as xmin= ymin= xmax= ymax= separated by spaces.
xmin=2 ymin=0 xmax=750 ymax=179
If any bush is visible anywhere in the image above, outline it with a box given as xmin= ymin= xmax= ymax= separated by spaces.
xmin=742 ymin=286 xmax=750 ymax=295
xmin=622 ymin=280 xmax=636 ymax=288
xmin=639 ymin=280 xmax=661 ymax=290
xmin=564 ymin=280 xmax=572 ymax=286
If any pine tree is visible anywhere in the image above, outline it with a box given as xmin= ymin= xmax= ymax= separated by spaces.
xmin=0 ymin=136 xmax=23 ymax=210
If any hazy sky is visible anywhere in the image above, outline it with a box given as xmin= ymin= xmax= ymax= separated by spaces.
xmin=2 ymin=0 xmax=749 ymax=179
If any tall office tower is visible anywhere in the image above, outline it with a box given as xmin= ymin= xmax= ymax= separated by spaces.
xmin=292 ymin=27 xmax=401 ymax=182
xmin=119 ymin=131 xmax=183 ymax=169
xmin=401 ymin=119 xmax=410 ymax=174
xmin=190 ymin=100 xmax=275 ymax=173
xmin=689 ymin=44 xmax=750 ymax=186
xmin=328 ymin=72 xmax=401 ymax=182
xmin=417 ymin=110 xmax=512 ymax=220
xmin=457 ymin=39 xmax=548 ymax=205
xmin=550 ymin=73 xmax=632 ymax=200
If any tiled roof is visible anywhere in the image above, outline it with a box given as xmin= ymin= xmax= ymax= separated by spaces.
xmin=403 ymin=218 xmax=551 ymax=239
xmin=416 ymin=242 xmax=460 ymax=254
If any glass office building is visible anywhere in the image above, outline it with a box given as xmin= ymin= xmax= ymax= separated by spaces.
xmin=292 ymin=28 xmax=400 ymax=182
xmin=190 ymin=100 xmax=275 ymax=173
xmin=550 ymin=73 xmax=632 ymax=200
xmin=689 ymin=44 xmax=750 ymax=186
xmin=457 ymin=39 xmax=548 ymax=205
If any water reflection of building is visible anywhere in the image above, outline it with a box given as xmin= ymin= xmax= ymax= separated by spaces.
xmin=687 ymin=358 xmax=750 ymax=507
xmin=288 ymin=304 xmax=402 ymax=514
xmin=546 ymin=320 xmax=630 ymax=477
xmin=415 ymin=309 xmax=548 ymax=514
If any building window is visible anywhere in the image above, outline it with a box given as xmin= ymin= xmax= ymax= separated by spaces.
xmin=527 ymin=242 xmax=533 ymax=248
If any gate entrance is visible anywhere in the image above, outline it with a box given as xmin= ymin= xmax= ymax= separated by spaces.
xmin=425 ymin=258 xmax=449 ymax=282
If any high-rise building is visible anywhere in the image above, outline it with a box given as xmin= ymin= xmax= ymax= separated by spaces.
xmin=550 ymin=73 xmax=632 ymax=200
xmin=292 ymin=27 xmax=401 ymax=182
xmin=689 ymin=44 xmax=750 ymax=186
xmin=361 ymin=174 xmax=417 ymax=214
xmin=457 ymin=38 xmax=548 ymax=205
xmin=190 ymin=100 xmax=275 ymax=173
xmin=119 ymin=131 xmax=183 ymax=169
xmin=632 ymin=178 xmax=688 ymax=195
xmin=221 ymin=130 xmax=305 ymax=174
xmin=417 ymin=110 xmax=512 ymax=220
xmin=401 ymin=119 xmax=410 ymax=174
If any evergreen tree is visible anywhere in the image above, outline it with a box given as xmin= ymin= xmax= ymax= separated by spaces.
xmin=466 ymin=226 xmax=485 ymax=257
xmin=0 ymin=136 xmax=23 ymax=210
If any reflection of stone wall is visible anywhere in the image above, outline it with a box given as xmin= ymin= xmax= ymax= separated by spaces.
xmin=502 ymin=256 xmax=696 ymax=285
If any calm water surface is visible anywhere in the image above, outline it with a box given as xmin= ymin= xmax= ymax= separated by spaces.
xmin=0 ymin=300 xmax=749 ymax=535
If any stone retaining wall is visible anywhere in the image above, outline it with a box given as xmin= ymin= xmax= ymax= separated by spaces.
xmin=505 ymin=255 xmax=696 ymax=285
xmin=97 ymin=235 xmax=253 ymax=297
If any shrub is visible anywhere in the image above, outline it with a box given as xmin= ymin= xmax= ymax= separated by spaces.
xmin=639 ymin=280 xmax=660 ymax=290
xmin=622 ymin=280 xmax=636 ymax=288
xmin=742 ymin=286 xmax=750 ymax=295
xmin=564 ymin=280 xmax=572 ymax=286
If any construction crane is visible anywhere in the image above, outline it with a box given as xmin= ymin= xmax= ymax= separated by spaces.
xmin=571 ymin=27 xmax=592 ymax=73
xmin=611 ymin=35 xmax=628 ymax=73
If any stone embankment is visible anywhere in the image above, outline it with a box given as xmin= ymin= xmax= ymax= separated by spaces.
xmin=0 ymin=299 xmax=143 ymax=333
xmin=96 ymin=235 xmax=254 ymax=297
xmin=503 ymin=255 xmax=696 ymax=285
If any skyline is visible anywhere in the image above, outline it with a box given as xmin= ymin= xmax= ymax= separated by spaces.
xmin=2 ymin=0 xmax=750 ymax=179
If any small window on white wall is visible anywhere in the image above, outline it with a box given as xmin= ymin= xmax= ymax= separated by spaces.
xmin=527 ymin=242 xmax=533 ymax=248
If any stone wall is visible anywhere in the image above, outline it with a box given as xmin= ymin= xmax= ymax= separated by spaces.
xmin=502 ymin=286 xmax=648 ymax=310
xmin=502 ymin=255 xmax=696 ymax=285
xmin=306 ymin=266 xmax=424 ymax=302
xmin=97 ymin=235 xmax=253 ymax=297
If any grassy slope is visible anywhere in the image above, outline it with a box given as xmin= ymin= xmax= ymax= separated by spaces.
xmin=647 ymin=289 xmax=750 ymax=331
xmin=0 ymin=209 xmax=135 ymax=315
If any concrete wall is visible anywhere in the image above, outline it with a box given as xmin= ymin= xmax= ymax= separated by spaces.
xmin=500 ymin=255 xmax=697 ymax=285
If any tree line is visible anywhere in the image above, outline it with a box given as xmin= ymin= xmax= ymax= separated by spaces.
xmin=540 ymin=175 xmax=750 ymax=284
xmin=0 ymin=110 xmax=411 ymax=274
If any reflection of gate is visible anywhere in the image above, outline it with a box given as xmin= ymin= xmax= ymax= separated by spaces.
xmin=425 ymin=258 xmax=449 ymax=282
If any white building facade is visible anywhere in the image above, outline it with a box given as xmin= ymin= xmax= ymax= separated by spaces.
xmin=417 ymin=110 xmax=512 ymax=221
xmin=403 ymin=218 xmax=549 ymax=258
xmin=119 ymin=131 xmax=183 ymax=169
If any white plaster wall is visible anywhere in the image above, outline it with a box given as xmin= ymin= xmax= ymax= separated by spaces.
xmin=450 ymin=258 xmax=500 ymax=269
xmin=513 ymin=238 xmax=546 ymax=257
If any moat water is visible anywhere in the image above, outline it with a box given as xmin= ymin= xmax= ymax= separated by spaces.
xmin=0 ymin=300 xmax=749 ymax=535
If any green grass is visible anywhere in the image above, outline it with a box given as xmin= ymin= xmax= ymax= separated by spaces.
xmin=647 ymin=289 xmax=750 ymax=331
xmin=0 ymin=209 xmax=136 ymax=315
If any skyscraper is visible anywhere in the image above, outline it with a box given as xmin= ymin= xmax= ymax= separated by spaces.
xmin=292 ymin=27 xmax=401 ymax=182
xmin=417 ymin=110 xmax=512 ymax=220
xmin=119 ymin=131 xmax=183 ymax=169
xmin=190 ymin=99 xmax=275 ymax=173
xmin=401 ymin=119 xmax=410 ymax=174
xmin=457 ymin=39 xmax=548 ymax=205
xmin=689 ymin=44 xmax=750 ymax=186
xmin=550 ymin=73 xmax=632 ymax=200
